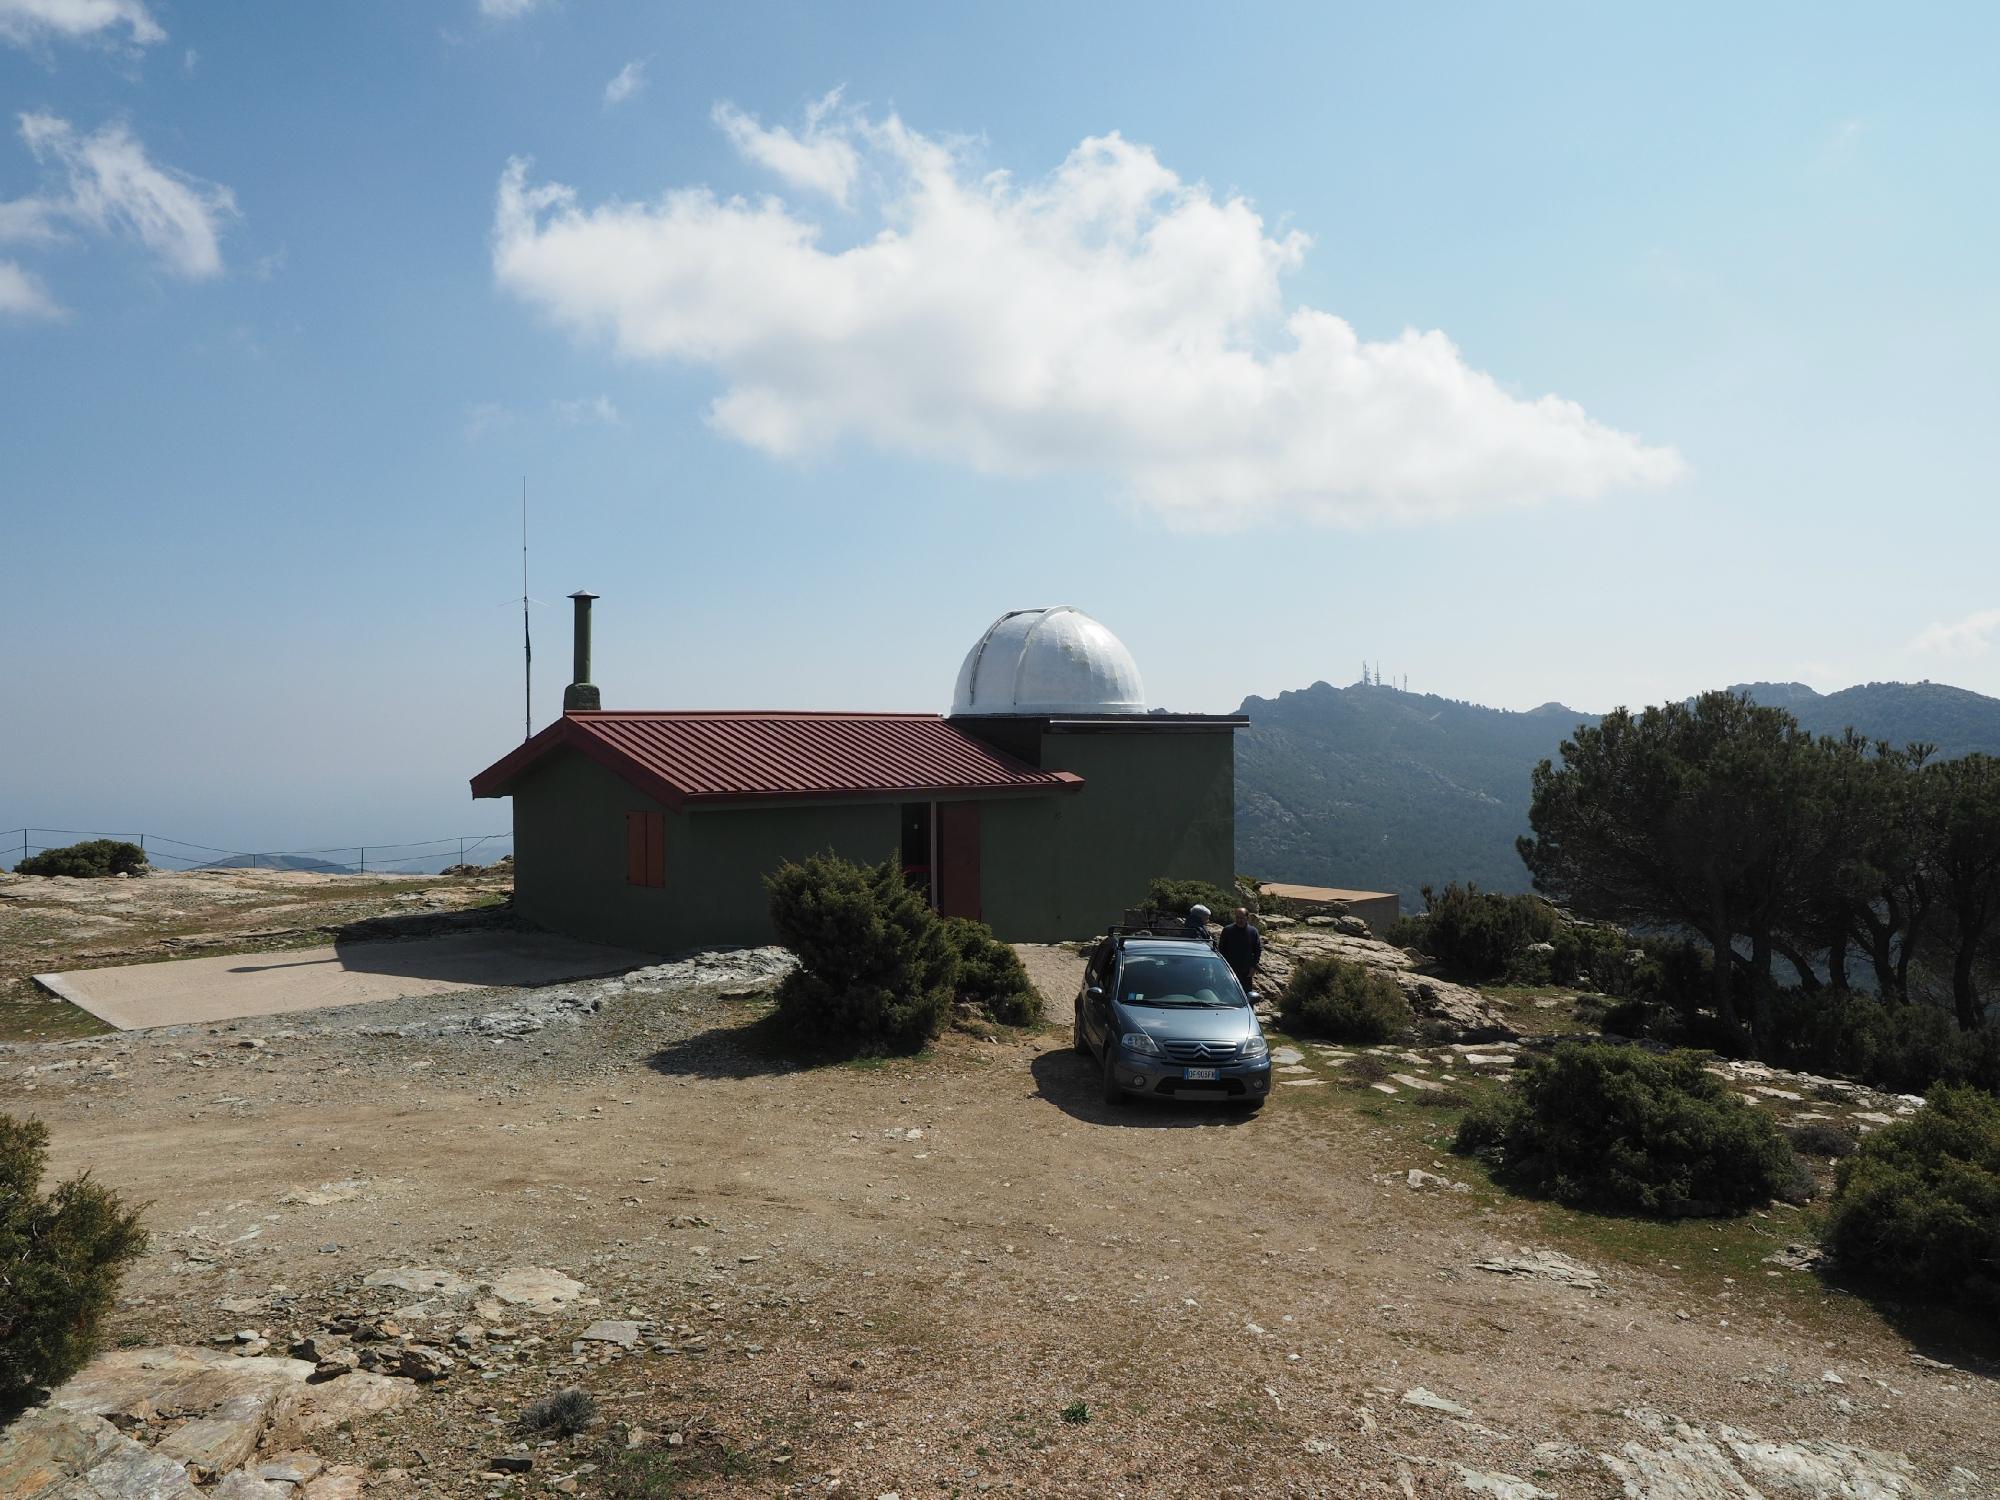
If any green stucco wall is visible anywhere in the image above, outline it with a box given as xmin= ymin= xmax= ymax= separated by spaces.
xmin=508 ymin=727 xmax=1235 ymax=951
xmin=979 ymin=728 xmax=1235 ymax=941
xmin=511 ymin=750 xmax=899 ymax=954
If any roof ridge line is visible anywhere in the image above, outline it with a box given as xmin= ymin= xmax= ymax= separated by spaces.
xmin=564 ymin=709 xmax=944 ymax=720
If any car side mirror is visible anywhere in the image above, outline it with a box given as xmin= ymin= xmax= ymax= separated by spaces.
xmin=1246 ymin=989 xmax=1260 ymax=1003
xmin=1085 ymin=984 xmax=1104 ymax=1001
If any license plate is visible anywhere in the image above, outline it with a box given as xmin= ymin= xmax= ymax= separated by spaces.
xmin=1183 ymin=1067 xmax=1219 ymax=1081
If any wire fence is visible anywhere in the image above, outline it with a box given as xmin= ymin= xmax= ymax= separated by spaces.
xmin=0 ymin=826 xmax=513 ymax=876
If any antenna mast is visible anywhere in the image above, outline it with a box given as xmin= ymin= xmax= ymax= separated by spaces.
xmin=521 ymin=477 xmax=532 ymax=741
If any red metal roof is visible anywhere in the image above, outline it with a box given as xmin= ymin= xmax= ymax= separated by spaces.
xmin=470 ymin=711 xmax=1083 ymax=810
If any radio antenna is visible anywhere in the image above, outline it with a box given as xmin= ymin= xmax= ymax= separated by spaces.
xmin=521 ymin=477 xmax=532 ymax=741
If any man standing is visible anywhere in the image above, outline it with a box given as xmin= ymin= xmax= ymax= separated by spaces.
xmin=1181 ymin=903 xmax=1212 ymax=942
xmin=1218 ymin=906 xmax=1262 ymax=995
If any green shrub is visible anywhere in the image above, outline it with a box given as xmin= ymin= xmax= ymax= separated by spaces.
xmin=944 ymin=916 xmax=1039 ymax=1026
xmin=1279 ymin=955 xmax=1408 ymax=1043
xmin=1452 ymin=1041 xmax=1806 ymax=1216
xmin=1787 ymin=1120 xmax=1860 ymax=1159
xmin=1626 ymin=937 xmax=1714 ymax=1012
xmin=1765 ymin=991 xmax=2000 ymax=1096
xmin=1383 ymin=915 xmax=1428 ymax=951
xmin=1452 ymin=1092 xmax=1514 ymax=1157
xmin=1824 ymin=1085 xmax=2000 ymax=1311
xmin=765 ymin=853 xmax=957 ymax=1053
xmin=1416 ymin=883 xmax=1558 ymax=981
xmin=0 ymin=1113 xmax=148 ymax=1407
xmin=1144 ymin=877 xmax=1242 ymax=921
xmin=14 ymin=840 xmax=147 ymax=879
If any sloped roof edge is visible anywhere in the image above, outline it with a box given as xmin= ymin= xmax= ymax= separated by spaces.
xmin=470 ymin=711 xmax=1084 ymax=811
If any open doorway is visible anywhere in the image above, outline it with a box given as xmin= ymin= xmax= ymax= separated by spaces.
xmin=900 ymin=802 xmax=934 ymax=905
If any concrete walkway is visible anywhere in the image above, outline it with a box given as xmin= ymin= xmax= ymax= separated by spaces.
xmin=34 ymin=930 xmax=652 ymax=1031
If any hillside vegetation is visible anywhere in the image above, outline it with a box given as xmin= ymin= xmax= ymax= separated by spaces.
xmin=1236 ymin=677 xmax=2000 ymax=903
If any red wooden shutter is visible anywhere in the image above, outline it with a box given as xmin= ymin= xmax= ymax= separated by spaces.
xmin=644 ymin=811 xmax=665 ymax=888
xmin=625 ymin=812 xmax=648 ymax=886
xmin=624 ymin=812 xmax=666 ymax=887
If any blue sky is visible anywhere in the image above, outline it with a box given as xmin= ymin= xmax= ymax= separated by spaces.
xmin=3 ymin=1 xmax=1998 ymax=854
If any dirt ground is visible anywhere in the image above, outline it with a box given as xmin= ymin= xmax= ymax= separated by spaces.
xmin=2 ymin=878 xmax=1997 ymax=1498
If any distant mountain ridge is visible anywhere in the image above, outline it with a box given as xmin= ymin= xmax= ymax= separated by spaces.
xmin=1233 ymin=678 xmax=2000 ymax=909
xmin=1722 ymin=680 xmax=2000 ymax=760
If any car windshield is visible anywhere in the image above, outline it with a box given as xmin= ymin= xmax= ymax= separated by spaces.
xmin=1115 ymin=953 xmax=1245 ymax=1008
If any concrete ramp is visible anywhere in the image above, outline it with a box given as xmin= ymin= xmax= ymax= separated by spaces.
xmin=34 ymin=930 xmax=652 ymax=1031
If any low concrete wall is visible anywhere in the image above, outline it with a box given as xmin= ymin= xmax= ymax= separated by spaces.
xmin=1260 ymin=882 xmax=1401 ymax=938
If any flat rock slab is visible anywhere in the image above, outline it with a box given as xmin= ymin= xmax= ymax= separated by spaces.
xmin=481 ymin=1267 xmax=588 ymax=1312
xmin=1598 ymin=1408 xmax=1921 ymax=1499
xmin=577 ymin=1320 xmax=642 ymax=1346
xmin=0 ymin=1406 xmax=202 ymax=1500
xmin=6 ymin=1347 xmax=421 ymax=1500
xmin=1475 ymin=1249 xmax=1604 ymax=1290
xmin=33 ymin=930 xmax=653 ymax=1030
xmin=363 ymin=1267 xmax=473 ymax=1299
xmin=1457 ymin=1469 xmax=1554 ymax=1500
xmin=52 ymin=1345 xmax=315 ymax=1427
xmin=1401 ymin=1387 xmax=1475 ymax=1419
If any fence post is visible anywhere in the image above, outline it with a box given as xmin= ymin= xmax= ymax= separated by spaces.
xmin=459 ymin=838 xmax=465 ymax=868
xmin=359 ymin=846 xmax=365 ymax=874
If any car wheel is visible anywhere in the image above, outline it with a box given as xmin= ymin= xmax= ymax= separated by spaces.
xmin=1073 ymin=1004 xmax=1090 ymax=1056
xmin=1101 ymin=1049 xmax=1128 ymax=1107
xmin=1229 ymin=1097 xmax=1264 ymax=1115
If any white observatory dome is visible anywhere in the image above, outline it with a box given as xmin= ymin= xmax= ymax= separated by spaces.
xmin=949 ymin=606 xmax=1146 ymax=717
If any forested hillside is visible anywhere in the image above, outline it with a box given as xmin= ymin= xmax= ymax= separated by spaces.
xmin=1234 ymin=678 xmax=2000 ymax=906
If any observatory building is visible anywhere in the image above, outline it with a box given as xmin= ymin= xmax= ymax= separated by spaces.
xmin=471 ymin=602 xmax=1244 ymax=948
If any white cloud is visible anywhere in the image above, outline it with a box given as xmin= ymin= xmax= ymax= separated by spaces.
xmin=0 ymin=257 xmax=61 ymax=317
xmin=0 ymin=0 xmax=162 ymax=48
xmin=1912 ymin=609 xmax=2000 ymax=659
xmin=478 ymin=0 xmax=541 ymax=17
xmin=710 ymin=90 xmax=860 ymax=207
xmin=0 ymin=193 xmax=59 ymax=243
xmin=602 ymin=58 xmax=647 ymax=109
xmin=19 ymin=112 xmax=237 ymax=278
xmin=463 ymin=400 xmax=512 ymax=440
xmin=554 ymin=394 xmax=619 ymax=425
xmin=491 ymin=100 xmax=1684 ymax=529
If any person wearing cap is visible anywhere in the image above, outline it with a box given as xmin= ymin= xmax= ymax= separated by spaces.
xmin=1182 ymin=903 xmax=1212 ymax=942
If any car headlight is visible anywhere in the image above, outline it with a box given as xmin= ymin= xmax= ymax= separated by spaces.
xmin=1240 ymin=1034 xmax=1269 ymax=1060
xmin=1120 ymin=1031 xmax=1163 ymax=1056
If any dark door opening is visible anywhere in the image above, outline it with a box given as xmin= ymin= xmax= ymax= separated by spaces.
xmin=900 ymin=801 xmax=934 ymax=905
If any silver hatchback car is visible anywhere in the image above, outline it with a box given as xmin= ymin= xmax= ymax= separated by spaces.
xmin=1074 ymin=934 xmax=1273 ymax=1110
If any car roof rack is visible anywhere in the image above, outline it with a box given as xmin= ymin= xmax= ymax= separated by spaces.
xmin=1106 ymin=910 xmax=1214 ymax=945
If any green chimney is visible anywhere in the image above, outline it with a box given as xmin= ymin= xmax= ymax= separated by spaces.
xmin=563 ymin=591 xmax=601 ymax=712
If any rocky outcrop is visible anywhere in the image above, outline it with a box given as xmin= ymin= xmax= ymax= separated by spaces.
xmin=1 ymin=1344 xmax=419 ymax=1500
xmin=1599 ymin=1407 xmax=1922 ymax=1499
xmin=1258 ymin=931 xmax=1514 ymax=1040
xmin=0 ymin=1405 xmax=203 ymax=1500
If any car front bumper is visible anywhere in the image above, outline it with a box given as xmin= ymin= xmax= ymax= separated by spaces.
xmin=1110 ymin=1048 xmax=1273 ymax=1100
